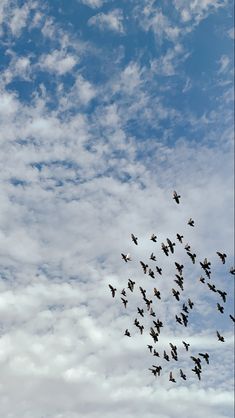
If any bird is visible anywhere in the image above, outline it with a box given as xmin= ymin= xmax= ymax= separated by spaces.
xmin=121 ymin=298 xmax=128 ymax=308
xmin=167 ymin=238 xmax=176 ymax=254
xmin=128 ymin=279 xmax=135 ymax=292
xmin=145 ymin=298 xmax=153 ymax=310
xmin=217 ymin=303 xmax=224 ymax=314
xmin=199 ymin=276 xmax=205 ymax=284
xmin=169 ymin=343 xmax=177 ymax=354
xmin=216 ymin=330 xmax=225 ymax=342
xmin=174 ymin=277 xmax=184 ymax=291
xmin=156 ymin=266 xmax=162 ymax=275
xmin=172 ymin=288 xmax=180 ymax=301
xmin=140 ymin=261 xmax=148 ymax=274
xmin=207 ymin=283 xmax=216 ymax=292
xmin=125 ymin=329 xmax=130 ymax=337
xmin=216 ymin=251 xmax=227 ymax=264
xmin=161 ymin=242 xmax=169 ymax=256
xmin=150 ymin=234 xmax=157 ymax=242
xmin=150 ymin=252 xmax=156 ymax=261
xmin=153 ymin=349 xmax=160 ymax=357
xmin=230 ymin=267 xmax=235 ymax=275
xmin=173 ymin=190 xmax=181 ymax=204
xmin=121 ymin=253 xmax=131 ymax=262
xmin=188 ymin=218 xmax=195 ymax=227
xmin=175 ymin=315 xmax=182 ymax=325
xmin=137 ymin=307 xmax=144 ymax=317
xmin=163 ymin=351 xmax=170 ymax=361
xmin=192 ymin=366 xmax=201 ymax=380
xmin=187 ymin=251 xmax=196 ymax=264
xmin=121 ymin=288 xmax=126 ymax=297
xmin=134 ymin=318 xmax=140 ymax=328
xmin=148 ymin=268 xmax=155 ymax=279
xmin=171 ymin=351 xmax=178 ymax=361
xmin=153 ymin=319 xmax=163 ymax=334
xmin=147 ymin=345 xmax=153 ymax=353
xmin=184 ymin=243 xmax=191 ymax=251
xmin=150 ymin=307 xmax=156 ymax=317
xmin=175 ymin=262 xmax=184 ymax=275
xmin=148 ymin=367 xmax=158 ymax=376
xmin=151 ymin=365 xmax=162 ymax=376
xmin=180 ymin=369 xmax=187 ymax=380
xmin=217 ymin=289 xmax=227 ymax=303
xmin=182 ymin=303 xmax=189 ymax=314
xmin=139 ymin=325 xmax=144 ymax=335
xmin=131 ymin=233 xmax=138 ymax=245
xmin=149 ymin=327 xmax=159 ymax=343
xmin=188 ymin=298 xmax=194 ymax=309
xmin=153 ymin=288 xmax=161 ymax=300
xmin=108 ymin=284 xmax=116 ymax=297
xmin=176 ymin=233 xmax=183 ymax=243
xmin=199 ymin=353 xmax=209 ymax=364
xmin=169 ymin=371 xmax=176 ymax=382
xmin=181 ymin=312 xmax=188 ymax=327
xmin=204 ymin=268 xmax=211 ymax=279
xmin=182 ymin=341 xmax=190 ymax=351
xmin=191 ymin=356 xmax=201 ymax=369
xmin=229 ymin=314 xmax=235 ymax=322
xmin=139 ymin=286 xmax=147 ymax=298
xmin=200 ymin=258 xmax=211 ymax=270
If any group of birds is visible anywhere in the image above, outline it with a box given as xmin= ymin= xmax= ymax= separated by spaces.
xmin=109 ymin=191 xmax=234 ymax=383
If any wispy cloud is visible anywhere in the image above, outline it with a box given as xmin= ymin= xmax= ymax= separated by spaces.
xmin=88 ymin=9 xmax=125 ymax=33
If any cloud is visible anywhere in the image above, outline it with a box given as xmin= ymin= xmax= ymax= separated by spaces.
xmin=217 ymin=55 xmax=230 ymax=74
xmin=88 ymin=9 xmax=125 ymax=33
xmin=227 ymin=27 xmax=234 ymax=39
xmin=39 ymin=50 xmax=77 ymax=75
xmin=79 ymin=0 xmax=105 ymax=8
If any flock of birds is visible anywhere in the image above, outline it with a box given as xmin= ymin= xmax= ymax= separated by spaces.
xmin=109 ymin=191 xmax=235 ymax=383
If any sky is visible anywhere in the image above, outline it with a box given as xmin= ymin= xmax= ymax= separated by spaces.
xmin=0 ymin=0 xmax=234 ymax=417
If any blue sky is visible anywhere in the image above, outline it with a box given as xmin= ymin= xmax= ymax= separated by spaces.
xmin=0 ymin=1 xmax=234 ymax=417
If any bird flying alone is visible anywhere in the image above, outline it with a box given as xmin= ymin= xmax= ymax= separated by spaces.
xmin=173 ymin=190 xmax=181 ymax=204
xmin=121 ymin=253 xmax=131 ymax=262
xmin=109 ymin=284 xmax=117 ymax=297
xmin=131 ymin=233 xmax=138 ymax=245
xmin=216 ymin=251 xmax=227 ymax=264
xmin=188 ymin=218 xmax=195 ymax=227
xmin=150 ymin=234 xmax=157 ymax=242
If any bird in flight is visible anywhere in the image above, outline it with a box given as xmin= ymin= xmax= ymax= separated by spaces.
xmin=230 ymin=266 xmax=235 ymax=275
xmin=147 ymin=345 xmax=153 ymax=353
xmin=182 ymin=341 xmax=190 ymax=351
xmin=137 ymin=307 xmax=144 ymax=317
xmin=153 ymin=288 xmax=161 ymax=300
xmin=188 ymin=298 xmax=194 ymax=309
xmin=169 ymin=371 xmax=176 ymax=382
xmin=125 ymin=329 xmax=131 ymax=337
xmin=131 ymin=233 xmax=138 ymax=245
xmin=216 ymin=330 xmax=225 ymax=342
xmin=161 ymin=242 xmax=169 ymax=256
xmin=175 ymin=262 xmax=184 ymax=275
xmin=156 ymin=266 xmax=162 ymax=275
xmin=172 ymin=288 xmax=180 ymax=301
xmin=199 ymin=352 xmax=209 ymax=364
xmin=217 ymin=289 xmax=227 ymax=303
xmin=176 ymin=233 xmax=183 ymax=243
xmin=216 ymin=251 xmax=227 ymax=264
xmin=180 ymin=369 xmax=187 ymax=380
xmin=187 ymin=251 xmax=196 ymax=264
xmin=128 ymin=279 xmax=135 ymax=292
xmin=167 ymin=238 xmax=175 ymax=254
xmin=229 ymin=314 xmax=235 ymax=322
xmin=121 ymin=253 xmax=131 ymax=262
xmin=150 ymin=234 xmax=157 ymax=242
xmin=217 ymin=303 xmax=224 ymax=314
xmin=121 ymin=298 xmax=128 ymax=308
xmin=192 ymin=366 xmax=201 ymax=380
xmin=150 ymin=252 xmax=156 ymax=261
xmin=148 ymin=268 xmax=155 ymax=279
xmin=173 ymin=191 xmax=181 ymax=204
xmin=188 ymin=218 xmax=195 ymax=227
xmin=140 ymin=261 xmax=148 ymax=274
xmin=109 ymin=284 xmax=116 ymax=297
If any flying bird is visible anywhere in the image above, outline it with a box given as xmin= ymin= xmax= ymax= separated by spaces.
xmin=188 ymin=218 xmax=195 ymax=227
xmin=217 ymin=289 xmax=227 ymax=303
xmin=121 ymin=253 xmax=131 ymax=262
xmin=125 ymin=329 xmax=131 ymax=337
xmin=192 ymin=366 xmax=201 ymax=380
xmin=148 ymin=268 xmax=155 ymax=279
xmin=172 ymin=288 xmax=180 ymax=301
xmin=182 ymin=303 xmax=189 ymax=314
xmin=153 ymin=288 xmax=161 ymax=300
xmin=150 ymin=307 xmax=156 ymax=317
xmin=191 ymin=356 xmax=201 ymax=369
xmin=147 ymin=345 xmax=153 ymax=353
xmin=153 ymin=349 xmax=160 ymax=357
xmin=199 ymin=276 xmax=205 ymax=284
xmin=217 ymin=303 xmax=224 ymax=314
xmin=137 ymin=307 xmax=144 ymax=317
xmin=176 ymin=233 xmax=183 ymax=243
xmin=169 ymin=371 xmax=176 ymax=382
xmin=109 ymin=284 xmax=116 ymax=297
xmin=207 ymin=283 xmax=216 ymax=292
xmin=150 ymin=252 xmax=156 ymax=261
xmin=184 ymin=243 xmax=191 ymax=251
xmin=187 ymin=251 xmax=196 ymax=264
xmin=181 ymin=312 xmax=188 ymax=327
xmin=180 ymin=369 xmax=187 ymax=380
xmin=140 ymin=261 xmax=148 ymax=274
xmin=128 ymin=279 xmax=135 ymax=292
xmin=199 ymin=353 xmax=209 ymax=364
xmin=216 ymin=330 xmax=225 ymax=342
xmin=121 ymin=298 xmax=128 ymax=308
xmin=182 ymin=341 xmax=190 ymax=351
xmin=175 ymin=315 xmax=182 ymax=325
xmin=173 ymin=190 xmax=181 ymax=204
xmin=150 ymin=234 xmax=157 ymax=242
xmin=139 ymin=286 xmax=146 ymax=297
xmin=200 ymin=258 xmax=211 ymax=270
xmin=121 ymin=288 xmax=126 ymax=297
xmin=216 ymin=251 xmax=227 ymax=264
xmin=131 ymin=233 xmax=138 ymax=245
xmin=156 ymin=266 xmax=162 ymax=275
xmin=175 ymin=262 xmax=184 ymax=275
xmin=230 ymin=266 xmax=235 ymax=275
xmin=229 ymin=314 xmax=235 ymax=322
xmin=167 ymin=238 xmax=176 ymax=254
xmin=161 ymin=242 xmax=169 ymax=256
xmin=149 ymin=327 xmax=159 ymax=343
xmin=188 ymin=298 xmax=194 ymax=309
xmin=163 ymin=350 xmax=170 ymax=361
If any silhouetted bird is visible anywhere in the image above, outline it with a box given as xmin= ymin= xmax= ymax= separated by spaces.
xmin=188 ymin=218 xmax=195 ymax=227
xmin=204 ymin=269 xmax=211 ymax=279
xmin=121 ymin=288 xmax=126 ymax=297
xmin=147 ymin=345 xmax=153 ymax=353
xmin=191 ymin=356 xmax=201 ymax=369
xmin=128 ymin=279 xmax=135 ymax=292
xmin=207 ymin=283 xmax=216 ymax=292
xmin=169 ymin=371 xmax=176 ymax=382
xmin=150 ymin=234 xmax=157 ymax=242
xmin=182 ymin=341 xmax=190 ymax=351
xmin=217 ymin=303 xmax=224 ymax=314
xmin=134 ymin=318 xmax=140 ymax=327
xmin=148 ymin=268 xmax=155 ymax=279
xmin=192 ymin=366 xmax=201 ymax=380
xmin=174 ymin=277 xmax=184 ymax=291
xmin=153 ymin=349 xmax=160 ymax=357
xmin=187 ymin=251 xmax=196 ymax=264
xmin=153 ymin=288 xmax=161 ymax=300
xmin=199 ymin=276 xmax=205 ymax=283
xmin=182 ymin=303 xmax=189 ymax=314
xmin=171 ymin=351 xmax=178 ymax=361
xmin=175 ymin=262 xmax=184 ymax=275
xmin=216 ymin=251 xmax=227 ymax=264
xmin=181 ymin=312 xmax=188 ymax=327
xmin=188 ymin=298 xmax=194 ymax=309
xmin=152 ymin=365 xmax=162 ymax=376
xmin=200 ymin=258 xmax=211 ymax=270
xmin=139 ymin=286 xmax=146 ymax=297
xmin=149 ymin=367 xmax=157 ymax=376
xmin=150 ymin=307 xmax=156 ymax=317
xmin=145 ymin=298 xmax=153 ymax=310
xmin=161 ymin=242 xmax=169 ymax=256
xmin=176 ymin=233 xmax=183 ymax=243
xmin=121 ymin=298 xmax=128 ymax=308
xmin=137 ymin=307 xmax=144 ymax=317
xmin=167 ymin=238 xmax=176 ymax=254
xmin=229 ymin=314 xmax=235 ymax=322
xmin=140 ymin=261 xmax=148 ymax=274
xmin=139 ymin=325 xmax=144 ymax=335
xmin=150 ymin=252 xmax=156 ymax=261
xmin=153 ymin=319 xmax=163 ymax=334
xmin=172 ymin=288 xmax=180 ymax=301
xmin=169 ymin=343 xmax=177 ymax=354
xmin=150 ymin=327 xmax=159 ymax=343
xmin=216 ymin=330 xmax=225 ymax=342
xmin=173 ymin=191 xmax=181 ymax=204
xmin=163 ymin=351 xmax=170 ymax=361
xmin=217 ymin=289 xmax=227 ymax=303
xmin=199 ymin=353 xmax=209 ymax=364
xmin=230 ymin=267 xmax=235 ymax=275
xmin=109 ymin=284 xmax=116 ymax=297
xmin=121 ymin=253 xmax=131 ymax=262
xmin=125 ymin=329 xmax=130 ymax=337
xmin=156 ymin=266 xmax=162 ymax=275
xmin=184 ymin=243 xmax=191 ymax=251
xmin=131 ymin=233 xmax=138 ymax=245
xmin=180 ymin=369 xmax=187 ymax=380
xmin=175 ymin=315 xmax=182 ymax=325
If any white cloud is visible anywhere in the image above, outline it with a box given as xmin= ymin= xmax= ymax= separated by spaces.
xmin=79 ymin=0 xmax=105 ymax=8
xmin=39 ymin=50 xmax=77 ymax=75
xmin=88 ymin=9 xmax=125 ymax=33
xmin=218 ymin=55 xmax=230 ymax=73
xmin=227 ymin=27 xmax=235 ymax=39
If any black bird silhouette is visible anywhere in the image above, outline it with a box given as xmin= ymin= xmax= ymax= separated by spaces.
xmin=182 ymin=341 xmax=190 ymax=351
xmin=174 ymin=277 xmax=184 ymax=291
xmin=150 ymin=252 xmax=156 ymax=261
xmin=175 ymin=315 xmax=182 ymax=325
xmin=163 ymin=351 xmax=170 ymax=361
xmin=125 ymin=329 xmax=131 ymax=337
xmin=121 ymin=298 xmax=128 ymax=308
xmin=192 ymin=366 xmax=201 ymax=380
xmin=216 ymin=251 xmax=227 ymax=264
xmin=230 ymin=266 xmax=235 ymax=275
xmin=172 ymin=288 xmax=180 ymax=301
xmin=139 ymin=286 xmax=146 ymax=297
xmin=121 ymin=288 xmax=126 ymax=297
xmin=152 ymin=365 xmax=162 ymax=376
xmin=150 ymin=234 xmax=157 ymax=242
xmin=188 ymin=218 xmax=195 ymax=227
xmin=199 ymin=353 xmax=209 ymax=364
xmin=137 ymin=307 xmax=144 ymax=317
xmin=150 ymin=307 xmax=156 ymax=317
xmin=199 ymin=276 xmax=205 ymax=283
xmin=169 ymin=343 xmax=177 ymax=354
xmin=229 ymin=314 xmax=235 ymax=322
xmin=139 ymin=325 xmax=144 ymax=335
xmin=109 ymin=284 xmax=116 ymax=297
xmin=140 ymin=261 xmax=148 ymax=274
xmin=173 ymin=190 xmax=181 ymax=204
xmin=156 ymin=266 xmax=162 ymax=275
xmin=148 ymin=367 xmax=157 ymax=376
xmin=216 ymin=330 xmax=225 ymax=342
xmin=191 ymin=356 xmax=201 ymax=369
xmin=200 ymin=258 xmax=211 ymax=270
xmin=184 ymin=243 xmax=191 ymax=251
xmin=161 ymin=242 xmax=169 ymax=256
xmin=180 ymin=369 xmax=187 ymax=380
xmin=204 ymin=268 xmax=211 ymax=279
xmin=171 ymin=351 xmax=178 ymax=361
xmin=134 ymin=318 xmax=140 ymax=327
xmin=217 ymin=289 xmax=227 ymax=303
xmin=148 ymin=268 xmax=155 ymax=279
xmin=169 ymin=371 xmax=176 ymax=382
xmin=131 ymin=233 xmax=138 ymax=245
xmin=128 ymin=279 xmax=135 ymax=292
xmin=147 ymin=345 xmax=153 ymax=353
xmin=217 ymin=303 xmax=224 ymax=314
xmin=167 ymin=238 xmax=176 ymax=254
xmin=182 ymin=303 xmax=189 ymax=314
xmin=176 ymin=233 xmax=183 ymax=243
xmin=207 ymin=283 xmax=216 ymax=292
xmin=187 ymin=251 xmax=196 ymax=264
xmin=188 ymin=298 xmax=194 ymax=309
xmin=153 ymin=288 xmax=161 ymax=300
xmin=150 ymin=327 xmax=159 ymax=343
xmin=181 ymin=312 xmax=188 ymax=327
xmin=145 ymin=297 xmax=153 ymax=310
xmin=153 ymin=319 xmax=163 ymax=334
xmin=175 ymin=262 xmax=184 ymax=275
xmin=153 ymin=349 xmax=160 ymax=357
xmin=121 ymin=253 xmax=131 ymax=262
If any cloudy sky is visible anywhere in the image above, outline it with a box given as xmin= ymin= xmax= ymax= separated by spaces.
xmin=0 ymin=0 xmax=234 ymax=417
